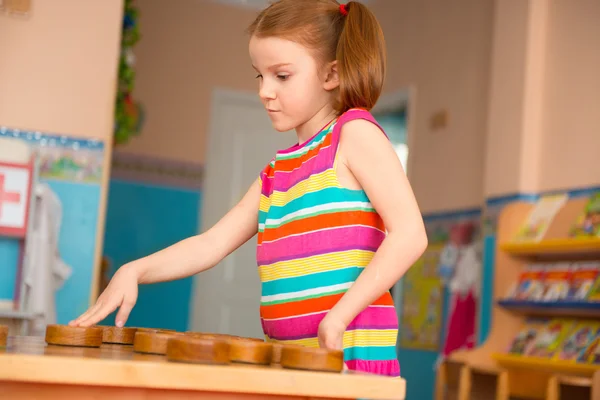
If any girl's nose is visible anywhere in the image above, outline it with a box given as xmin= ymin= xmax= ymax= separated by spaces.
xmin=259 ymin=81 xmax=276 ymax=102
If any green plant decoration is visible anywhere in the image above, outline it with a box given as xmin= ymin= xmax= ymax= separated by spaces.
xmin=114 ymin=0 xmax=145 ymax=145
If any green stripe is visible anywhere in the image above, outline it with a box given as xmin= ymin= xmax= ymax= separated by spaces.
xmin=267 ymin=187 xmax=369 ymax=220
xmin=262 ymin=267 xmax=363 ymax=296
xmin=261 ymin=288 xmax=347 ymax=306
xmin=275 ymin=129 xmax=332 ymax=160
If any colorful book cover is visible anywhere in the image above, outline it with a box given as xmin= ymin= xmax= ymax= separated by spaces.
xmin=512 ymin=264 xmax=547 ymax=301
xmin=526 ymin=319 xmax=575 ymax=358
xmin=555 ymin=320 xmax=600 ymax=362
xmin=507 ymin=319 xmax=546 ymax=355
xmin=513 ymin=194 xmax=568 ymax=242
xmin=567 ymin=261 xmax=600 ymax=301
xmin=569 ymin=193 xmax=600 ymax=238
xmin=541 ymin=262 xmax=572 ymax=302
xmin=585 ymin=275 xmax=600 ymax=302
xmin=579 ymin=332 xmax=600 ymax=364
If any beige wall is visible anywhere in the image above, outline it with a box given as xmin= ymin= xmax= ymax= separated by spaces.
xmin=371 ymin=0 xmax=494 ymax=213
xmin=0 ymin=0 xmax=123 ymax=140
xmin=0 ymin=0 xmax=123 ymax=301
xmin=117 ymin=0 xmax=258 ymax=164
xmin=539 ymin=0 xmax=600 ymax=192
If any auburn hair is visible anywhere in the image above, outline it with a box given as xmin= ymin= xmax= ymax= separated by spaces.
xmin=247 ymin=0 xmax=386 ymax=114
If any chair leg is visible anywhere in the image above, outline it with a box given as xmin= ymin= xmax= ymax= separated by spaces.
xmin=458 ymin=366 xmax=471 ymax=400
xmin=496 ymin=371 xmax=509 ymax=400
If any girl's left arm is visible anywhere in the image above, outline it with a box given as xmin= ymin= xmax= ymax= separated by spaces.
xmin=321 ymin=118 xmax=428 ymax=341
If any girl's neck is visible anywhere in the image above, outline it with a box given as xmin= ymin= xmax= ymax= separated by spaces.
xmin=295 ymin=105 xmax=338 ymax=145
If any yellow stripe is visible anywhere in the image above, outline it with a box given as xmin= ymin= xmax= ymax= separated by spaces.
xmin=259 ymin=194 xmax=270 ymax=212
xmin=277 ymin=329 xmax=398 ymax=348
xmin=269 ymin=170 xmax=339 ymax=207
xmin=258 ymin=249 xmax=374 ymax=281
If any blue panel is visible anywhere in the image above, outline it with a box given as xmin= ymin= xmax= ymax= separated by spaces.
xmin=48 ymin=180 xmax=101 ymax=324
xmin=479 ymin=234 xmax=496 ymax=343
xmin=0 ymin=237 xmax=19 ymax=299
xmin=397 ymin=348 xmax=440 ymax=400
xmin=100 ymin=179 xmax=201 ymax=331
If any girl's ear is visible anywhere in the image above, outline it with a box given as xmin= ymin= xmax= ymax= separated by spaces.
xmin=323 ymin=60 xmax=340 ymax=91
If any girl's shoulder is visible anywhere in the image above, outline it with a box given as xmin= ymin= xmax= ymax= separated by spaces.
xmin=333 ymin=108 xmax=388 ymax=143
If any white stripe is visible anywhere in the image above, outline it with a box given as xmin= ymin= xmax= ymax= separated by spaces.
xmin=277 ymin=133 xmax=329 ymax=158
xmin=261 ymin=282 xmax=353 ymax=303
xmin=265 ymin=201 xmax=372 ymax=226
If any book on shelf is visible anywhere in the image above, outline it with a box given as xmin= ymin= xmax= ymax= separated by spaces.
xmin=525 ymin=318 xmax=574 ymax=358
xmin=568 ymin=192 xmax=600 ymax=238
xmin=513 ymin=193 xmax=568 ymax=243
xmin=505 ymin=317 xmax=600 ymax=364
xmin=504 ymin=261 xmax=600 ymax=303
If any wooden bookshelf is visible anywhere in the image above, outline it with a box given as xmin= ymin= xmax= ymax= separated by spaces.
xmin=436 ymin=194 xmax=600 ymax=400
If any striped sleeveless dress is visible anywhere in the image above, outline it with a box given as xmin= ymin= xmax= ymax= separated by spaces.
xmin=257 ymin=108 xmax=400 ymax=377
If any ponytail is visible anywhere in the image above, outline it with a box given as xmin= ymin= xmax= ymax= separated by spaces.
xmin=336 ymin=1 xmax=386 ymax=113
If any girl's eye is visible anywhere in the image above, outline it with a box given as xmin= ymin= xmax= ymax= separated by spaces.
xmin=255 ymin=74 xmax=263 ymax=79
xmin=277 ymin=74 xmax=289 ymax=81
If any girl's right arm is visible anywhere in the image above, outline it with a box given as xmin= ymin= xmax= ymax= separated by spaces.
xmin=69 ymin=179 xmax=262 ymax=327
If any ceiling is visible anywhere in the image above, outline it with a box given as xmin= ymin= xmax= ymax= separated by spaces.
xmin=210 ymin=0 xmax=358 ymax=10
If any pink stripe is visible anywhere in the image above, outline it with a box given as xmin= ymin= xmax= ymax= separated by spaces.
xmin=272 ymin=145 xmax=334 ymax=192
xmin=262 ymin=306 xmax=398 ymax=340
xmin=257 ymin=226 xmax=385 ymax=265
xmin=262 ymin=311 xmax=326 ymax=339
xmin=261 ymin=175 xmax=273 ymax=196
xmin=346 ymin=359 xmax=400 ymax=377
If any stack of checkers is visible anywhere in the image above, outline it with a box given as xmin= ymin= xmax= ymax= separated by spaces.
xmin=42 ymin=324 xmax=344 ymax=373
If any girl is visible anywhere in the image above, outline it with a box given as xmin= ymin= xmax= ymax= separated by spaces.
xmin=71 ymin=0 xmax=427 ymax=377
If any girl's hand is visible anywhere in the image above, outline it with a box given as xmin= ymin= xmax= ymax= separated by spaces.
xmin=318 ymin=313 xmax=349 ymax=371
xmin=69 ymin=264 xmax=140 ymax=328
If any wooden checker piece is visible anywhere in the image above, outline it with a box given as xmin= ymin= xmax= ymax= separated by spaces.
xmin=0 ymin=325 xmax=8 ymax=348
xmin=271 ymin=343 xmax=304 ymax=366
xmin=133 ymin=330 xmax=183 ymax=355
xmin=185 ymin=332 xmax=236 ymax=340
xmin=166 ymin=335 xmax=230 ymax=365
xmin=45 ymin=324 xmax=104 ymax=347
xmin=102 ymin=326 xmax=137 ymax=345
xmin=280 ymin=345 xmax=344 ymax=373
xmin=229 ymin=337 xmax=273 ymax=365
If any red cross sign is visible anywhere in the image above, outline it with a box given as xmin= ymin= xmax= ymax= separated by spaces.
xmin=0 ymin=161 xmax=33 ymax=238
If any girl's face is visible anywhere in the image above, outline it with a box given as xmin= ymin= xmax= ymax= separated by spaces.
xmin=249 ymin=36 xmax=337 ymax=133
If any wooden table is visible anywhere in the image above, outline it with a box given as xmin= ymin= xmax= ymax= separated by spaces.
xmin=0 ymin=336 xmax=405 ymax=399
